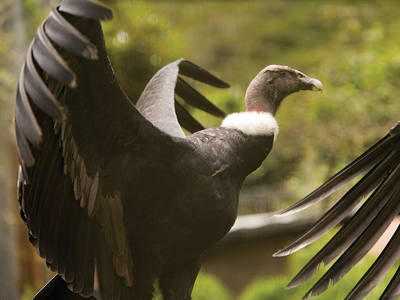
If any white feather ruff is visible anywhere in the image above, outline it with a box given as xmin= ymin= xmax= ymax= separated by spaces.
xmin=221 ymin=112 xmax=279 ymax=139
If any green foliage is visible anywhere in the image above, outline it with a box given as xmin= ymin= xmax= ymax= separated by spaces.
xmin=191 ymin=272 xmax=232 ymax=300
xmin=193 ymin=272 xmax=232 ymax=300
xmin=152 ymin=272 xmax=232 ymax=300
xmin=238 ymin=277 xmax=304 ymax=300
xmin=238 ymin=258 xmax=398 ymax=300
xmin=102 ymin=2 xmax=185 ymax=103
xmin=238 ymin=228 xmax=399 ymax=300
xmin=20 ymin=282 xmax=43 ymax=300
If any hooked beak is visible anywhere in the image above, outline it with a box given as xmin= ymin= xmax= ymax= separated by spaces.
xmin=299 ymin=77 xmax=323 ymax=93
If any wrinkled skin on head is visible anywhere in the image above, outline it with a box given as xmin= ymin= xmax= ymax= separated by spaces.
xmin=245 ymin=65 xmax=323 ymax=115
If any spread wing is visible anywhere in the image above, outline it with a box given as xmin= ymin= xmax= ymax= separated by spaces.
xmin=16 ymin=0 xmax=227 ymax=299
xmin=274 ymin=122 xmax=400 ymax=300
xmin=136 ymin=58 xmax=228 ymax=137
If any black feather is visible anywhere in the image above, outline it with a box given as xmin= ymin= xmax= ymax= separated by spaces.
xmin=33 ymin=21 xmax=77 ymax=87
xmin=346 ymin=214 xmax=400 ymax=300
xmin=45 ymin=8 xmax=98 ymax=60
xmin=275 ymin=133 xmax=394 ymax=217
xmin=279 ymin=127 xmax=400 ymax=299
xmin=175 ymin=76 xmax=226 ymax=118
xmin=59 ymin=0 xmax=113 ymax=21
xmin=178 ymin=60 xmax=230 ymax=89
xmin=175 ymin=100 xmax=205 ymax=133
xmin=15 ymin=70 xmax=42 ymax=147
xmin=275 ymin=150 xmax=400 ymax=259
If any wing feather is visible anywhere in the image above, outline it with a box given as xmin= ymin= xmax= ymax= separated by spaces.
xmin=15 ymin=120 xmax=35 ymax=170
xmin=178 ymin=59 xmax=230 ymax=88
xmin=175 ymin=100 xmax=205 ymax=132
xmin=136 ymin=59 xmax=186 ymax=137
xmin=379 ymin=264 xmax=400 ymax=300
xmin=15 ymin=67 xmax=42 ymax=148
xmin=58 ymin=0 xmax=113 ymax=21
xmin=45 ymin=7 xmax=98 ymax=60
xmin=17 ymin=1 xmax=133 ymax=298
xmin=33 ymin=21 xmax=77 ymax=87
xmin=279 ymin=123 xmax=400 ymax=300
xmin=176 ymin=76 xmax=226 ymax=118
xmin=274 ymin=150 xmax=399 ymax=258
xmin=46 ymin=177 xmax=70 ymax=271
xmin=274 ymin=133 xmax=394 ymax=217
xmin=25 ymin=41 xmax=63 ymax=118
xmin=136 ymin=59 xmax=228 ymax=137
xmin=346 ymin=220 xmax=400 ymax=300
xmin=81 ymin=219 xmax=97 ymax=297
xmin=95 ymin=228 xmax=116 ymax=300
xmin=302 ymin=168 xmax=400 ymax=299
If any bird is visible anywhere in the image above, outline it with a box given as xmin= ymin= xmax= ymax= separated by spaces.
xmin=15 ymin=0 xmax=323 ymax=299
xmin=273 ymin=93 xmax=400 ymax=297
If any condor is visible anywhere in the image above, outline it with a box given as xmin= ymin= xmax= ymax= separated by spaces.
xmin=16 ymin=1 xmax=322 ymax=299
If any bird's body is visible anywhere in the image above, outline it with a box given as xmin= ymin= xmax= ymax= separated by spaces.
xmin=16 ymin=1 xmax=322 ymax=299
xmin=121 ymin=126 xmax=274 ymax=279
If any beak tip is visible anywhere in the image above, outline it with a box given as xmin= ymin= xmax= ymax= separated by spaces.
xmin=311 ymin=79 xmax=323 ymax=92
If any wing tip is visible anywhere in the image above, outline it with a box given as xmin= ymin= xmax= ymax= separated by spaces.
xmin=390 ymin=121 xmax=400 ymax=136
xmin=59 ymin=0 xmax=113 ymax=22
xmin=273 ymin=244 xmax=304 ymax=258
xmin=272 ymin=206 xmax=303 ymax=218
xmin=178 ymin=59 xmax=231 ymax=89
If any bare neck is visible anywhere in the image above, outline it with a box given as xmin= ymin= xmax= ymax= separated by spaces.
xmin=244 ymin=75 xmax=282 ymax=116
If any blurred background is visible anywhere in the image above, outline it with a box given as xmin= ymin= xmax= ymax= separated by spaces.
xmin=1 ymin=0 xmax=400 ymax=299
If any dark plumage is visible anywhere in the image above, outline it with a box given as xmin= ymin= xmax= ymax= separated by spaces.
xmin=274 ymin=115 xmax=400 ymax=297
xmin=16 ymin=1 xmax=322 ymax=299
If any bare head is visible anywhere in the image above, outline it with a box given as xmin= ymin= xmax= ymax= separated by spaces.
xmin=245 ymin=65 xmax=323 ymax=115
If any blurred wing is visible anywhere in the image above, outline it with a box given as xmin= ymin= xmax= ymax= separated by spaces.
xmin=136 ymin=59 xmax=228 ymax=137
xmin=273 ymin=122 xmax=400 ymax=300
xmin=274 ymin=132 xmax=395 ymax=218
xmin=15 ymin=1 xmax=226 ymax=299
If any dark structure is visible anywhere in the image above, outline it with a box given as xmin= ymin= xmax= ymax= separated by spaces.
xmin=275 ymin=116 xmax=400 ymax=297
xmin=15 ymin=0 xmax=322 ymax=299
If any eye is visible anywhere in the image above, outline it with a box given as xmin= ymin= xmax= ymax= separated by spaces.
xmin=297 ymin=73 xmax=303 ymax=78
xmin=280 ymin=72 xmax=286 ymax=77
